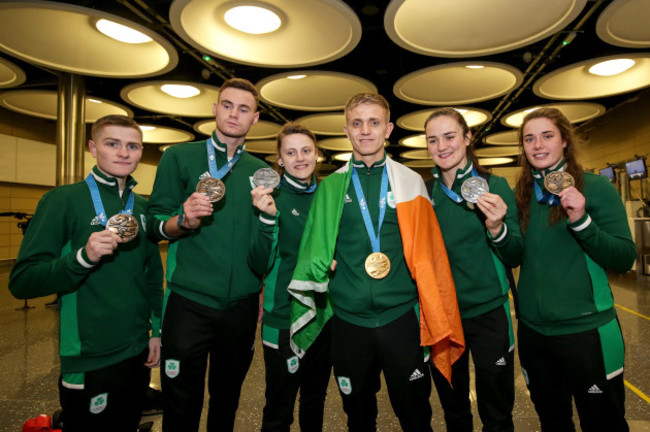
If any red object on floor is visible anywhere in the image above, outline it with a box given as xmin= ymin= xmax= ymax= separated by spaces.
xmin=22 ymin=414 xmax=62 ymax=432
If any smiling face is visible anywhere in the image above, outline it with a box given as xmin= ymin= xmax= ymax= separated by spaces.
xmin=344 ymin=102 xmax=393 ymax=165
xmin=522 ymin=117 xmax=566 ymax=171
xmin=426 ymin=115 xmax=470 ymax=175
xmin=89 ymin=125 xmax=143 ymax=180
xmin=213 ymin=86 xmax=259 ymax=145
xmin=278 ymin=133 xmax=318 ymax=183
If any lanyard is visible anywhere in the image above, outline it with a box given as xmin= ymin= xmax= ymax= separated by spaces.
xmin=351 ymin=165 xmax=388 ymax=253
xmin=85 ymin=174 xmax=134 ymax=226
xmin=440 ymin=167 xmax=479 ymax=204
xmin=206 ymin=138 xmax=243 ymax=179
xmin=533 ymin=180 xmax=560 ymax=206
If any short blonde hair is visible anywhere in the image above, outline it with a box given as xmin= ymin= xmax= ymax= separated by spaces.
xmin=344 ymin=93 xmax=390 ymax=122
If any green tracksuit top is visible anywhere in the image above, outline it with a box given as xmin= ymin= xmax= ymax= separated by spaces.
xmin=9 ymin=167 xmax=163 ymax=374
xmin=516 ymin=166 xmax=636 ymax=335
xmin=256 ymin=173 xmax=317 ymax=330
xmin=429 ymin=161 xmax=523 ymax=318
xmin=330 ymin=156 xmax=418 ymax=328
xmin=147 ymin=132 xmax=270 ymax=309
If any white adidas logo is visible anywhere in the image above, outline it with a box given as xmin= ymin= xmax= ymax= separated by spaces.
xmin=292 ymin=209 xmax=300 ymax=216
xmin=344 ymin=194 xmax=352 ymax=203
xmin=588 ymin=384 xmax=603 ymax=394
xmin=409 ymin=369 xmax=425 ymax=381
xmin=495 ymin=357 xmax=507 ymax=366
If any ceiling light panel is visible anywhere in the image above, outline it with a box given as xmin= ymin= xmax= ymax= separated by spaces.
xmin=397 ymin=107 xmax=491 ymax=131
xmin=502 ymin=102 xmax=605 ymax=127
xmin=0 ymin=2 xmax=177 ymax=77
xmin=170 ymin=0 xmax=361 ymax=67
xmin=597 ymin=0 xmax=650 ymax=48
xmin=121 ymin=81 xmax=220 ymax=117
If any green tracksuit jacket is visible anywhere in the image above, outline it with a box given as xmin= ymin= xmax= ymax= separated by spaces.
xmin=429 ymin=161 xmax=523 ymax=318
xmin=9 ymin=167 xmax=163 ymax=373
xmin=147 ymin=132 xmax=271 ymax=309
xmin=516 ymin=168 xmax=636 ymax=335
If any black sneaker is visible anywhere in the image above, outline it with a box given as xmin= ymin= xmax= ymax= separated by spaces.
xmin=141 ymin=386 xmax=163 ymax=416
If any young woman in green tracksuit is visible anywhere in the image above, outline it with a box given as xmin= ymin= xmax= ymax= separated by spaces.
xmin=250 ymin=123 xmax=331 ymax=432
xmin=424 ymin=108 xmax=522 ymax=432
xmin=514 ymin=108 xmax=636 ymax=431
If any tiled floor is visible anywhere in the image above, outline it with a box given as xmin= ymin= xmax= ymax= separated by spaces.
xmin=1 ymin=264 xmax=649 ymax=431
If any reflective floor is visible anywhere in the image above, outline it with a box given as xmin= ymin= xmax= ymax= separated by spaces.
xmin=1 ymin=264 xmax=649 ymax=431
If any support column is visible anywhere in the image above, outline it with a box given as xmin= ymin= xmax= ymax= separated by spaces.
xmin=56 ymin=73 xmax=85 ymax=186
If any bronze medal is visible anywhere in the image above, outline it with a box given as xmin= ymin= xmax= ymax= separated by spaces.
xmin=196 ymin=176 xmax=225 ymax=202
xmin=106 ymin=213 xmax=139 ymax=242
xmin=365 ymin=252 xmax=391 ymax=279
xmin=543 ymin=171 xmax=575 ymax=195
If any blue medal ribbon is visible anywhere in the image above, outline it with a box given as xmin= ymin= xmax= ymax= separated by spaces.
xmin=440 ymin=167 xmax=479 ymax=204
xmin=533 ymin=180 xmax=560 ymax=206
xmin=351 ymin=165 xmax=388 ymax=253
xmin=206 ymin=138 xmax=244 ymax=179
xmin=85 ymin=174 xmax=135 ymax=226
xmin=281 ymin=173 xmax=317 ymax=193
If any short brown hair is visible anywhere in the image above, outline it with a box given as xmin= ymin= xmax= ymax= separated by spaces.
xmin=344 ymin=93 xmax=390 ymax=122
xmin=91 ymin=115 xmax=142 ymax=142
xmin=276 ymin=122 xmax=317 ymax=154
xmin=219 ymin=77 xmax=259 ymax=108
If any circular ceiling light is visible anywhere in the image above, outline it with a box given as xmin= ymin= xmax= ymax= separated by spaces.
xmin=588 ymin=58 xmax=635 ymax=76
xmin=244 ymin=139 xmax=277 ymax=154
xmin=403 ymin=160 xmax=436 ymax=169
xmin=478 ymin=157 xmax=515 ymax=166
xmin=400 ymin=149 xmax=430 ymax=160
xmin=95 ymin=19 xmax=152 ymax=43
xmin=258 ymin=71 xmax=377 ymax=111
xmin=399 ymin=134 xmax=426 ymax=149
xmin=287 ymin=74 xmax=307 ymax=80
xmin=502 ymin=102 xmax=605 ymax=128
xmin=485 ymin=130 xmax=519 ymax=146
xmin=0 ymin=57 xmax=26 ymax=88
xmin=170 ymin=0 xmax=361 ymax=68
xmin=394 ymin=62 xmax=523 ymax=105
xmin=0 ymin=89 xmax=132 ymax=122
xmin=385 ymin=0 xmax=586 ymax=57
xmin=533 ymin=53 xmax=650 ymax=100
xmin=138 ymin=125 xmax=195 ymax=144
xmin=121 ymin=81 xmax=220 ymax=117
xmin=295 ymin=113 xmax=346 ymax=136
xmin=0 ymin=2 xmax=177 ymax=78
xmin=596 ymin=0 xmax=650 ymax=48
xmin=397 ymin=107 xmax=491 ymax=131
xmin=475 ymin=146 xmax=520 ymax=157
xmin=161 ymin=84 xmax=201 ymax=98
xmin=317 ymin=137 xmax=353 ymax=152
xmin=194 ymin=119 xmax=281 ymax=139
xmin=224 ymin=5 xmax=281 ymax=34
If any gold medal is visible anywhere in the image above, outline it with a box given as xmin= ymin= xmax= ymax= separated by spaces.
xmin=365 ymin=252 xmax=391 ymax=279
xmin=106 ymin=213 xmax=139 ymax=242
xmin=196 ymin=176 xmax=225 ymax=202
xmin=543 ymin=171 xmax=575 ymax=195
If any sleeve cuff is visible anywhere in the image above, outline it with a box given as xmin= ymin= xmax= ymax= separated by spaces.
xmin=488 ymin=223 xmax=508 ymax=244
xmin=568 ymin=213 xmax=592 ymax=232
xmin=157 ymin=218 xmax=175 ymax=240
xmin=259 ymin=212 xmax=278 ymax=226
xmin=76 ymin=247 xmax=97 ymax=269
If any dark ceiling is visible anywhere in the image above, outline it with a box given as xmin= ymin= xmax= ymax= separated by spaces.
xmin=2 ymin=0 xmax=646 ymax=167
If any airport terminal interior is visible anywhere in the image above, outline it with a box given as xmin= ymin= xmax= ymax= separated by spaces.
xmin=1 ymin=0 xmax=650 ymax=430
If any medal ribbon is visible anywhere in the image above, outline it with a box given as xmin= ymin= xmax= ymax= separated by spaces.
xmin=206 ymin=138 xmax=244 ymax=179
xmin=533 ymin=180 xmax=560 ymax=207
xmin=85 ymin=174 xmax=135 ymax=226
xmin=440 ymin=167 xmax=479 ymax=204
xmin=351 ymin=165 xmax=388 ymax=253
xmin=281 ymin=173 xmax=317 ymax=193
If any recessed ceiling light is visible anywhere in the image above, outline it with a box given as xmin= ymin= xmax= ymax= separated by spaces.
xmin=95 ymin=19 xmax=152 ymax=44
xmin=88 ymin=98 xmax=102 ymax=104
xmin=455 ymin=108 xmax=467 ymax=114
xmin=465 ymin=65 xmax=484 ymax=69
xmin=140 ymin=125 xmax=156 ymax=131
xmin=224 ymin=5 xmax=281 ymax=35
xmin=588 ymin=59 xmax=635 ymax=76
xmin=524 ymin=107 xmax=539 ymax=113
xmin=287 ymin=74 xmax=307 ymax=80
xmin=160 ymin=84 xmax=200 ymax=98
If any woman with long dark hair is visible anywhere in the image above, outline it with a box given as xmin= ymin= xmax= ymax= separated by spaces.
xmin=425 ymin=107 xmax=522 ymax=431
xmin=515 ymin=107 xmax=635 ymax=431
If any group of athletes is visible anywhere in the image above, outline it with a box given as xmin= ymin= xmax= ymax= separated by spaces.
xmin=9 ymin=76 xmax=635 ymax=432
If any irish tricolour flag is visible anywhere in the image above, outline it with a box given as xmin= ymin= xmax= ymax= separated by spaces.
xmin=289 ymin=157 xmax=465 ymax=383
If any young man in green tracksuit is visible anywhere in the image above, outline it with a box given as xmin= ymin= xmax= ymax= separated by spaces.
xmin=146 ymin=78 xmax=271 ymax=432
xmin=9 ymin=115 xmax=163 ymax=432
xmin=250 ymin=123 xmax=331 ymax=432
xmin=514 ymin=108 xmax=636 ymax=431
xmin=425 ymin=108 xmax=522 ymax=432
